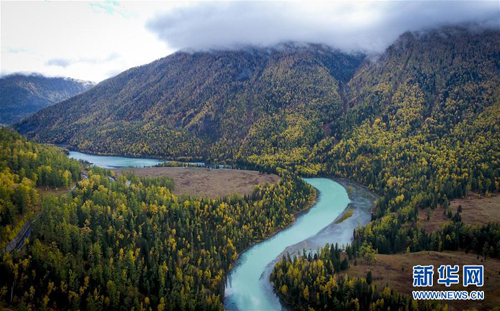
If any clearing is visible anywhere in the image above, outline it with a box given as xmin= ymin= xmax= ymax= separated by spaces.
xmin=113 ymin=167 xmax=280 ymax=198
xmin=345 ymin=251 xmax=500 ymax=310
xmin=418 ymin=193 xmax=500 ymax=232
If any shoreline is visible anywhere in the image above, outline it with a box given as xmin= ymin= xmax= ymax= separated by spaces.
xmin=52 ymin=144 xmax=210 ymax=163
xmin=224 ymin=177 xmax=377 ymax=311
xmin=270 ymin=177 xmax=377 ymax=257
xmin=222 ymin=185 xmax=318 ymax=302
xmin=227 ymin=187 xmax=318 ymax=261
xmin=263 ymin=177 xmax=378 ymax=311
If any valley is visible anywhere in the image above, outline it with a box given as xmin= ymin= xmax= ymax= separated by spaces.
xmin=1 ymin=20 xmax=499 ymax=311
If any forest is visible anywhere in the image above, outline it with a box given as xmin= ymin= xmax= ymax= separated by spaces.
xmin=3 ymin=28 xmax=499 ymax=311
xmin=0 ymin=129 xmax=81 ymax=250
xmin=0 ymin=129 xmax=316 ymax=310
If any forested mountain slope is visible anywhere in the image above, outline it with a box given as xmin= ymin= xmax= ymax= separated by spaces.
xmin=15 ymin=29 xmax=499 ymax=171
xmin=317 ymin=27 xmax=499 ymax=203
xmin=0 ymin=74 xmax=94 ymax=125
xmin=267 ymin=28 xmax=500 ymax=310
xmin=15 ymin=44 xmax=362 ymax=161
xmin=338 ymin=27 xmax=500 ymax=136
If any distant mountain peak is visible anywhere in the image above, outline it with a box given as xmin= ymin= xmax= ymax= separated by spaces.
xmin=0 ymin=73 xmax=94 ymax=125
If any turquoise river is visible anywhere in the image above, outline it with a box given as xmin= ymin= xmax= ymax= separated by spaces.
xmin=67 ymin=151 xmax=372 ymax=311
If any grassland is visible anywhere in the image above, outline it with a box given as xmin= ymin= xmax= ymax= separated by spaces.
xmin=418 ymin=194 xmax=500 ymax=232
xmin=113 ymin=167 xmax=280 ymax=198
xmin=344 ymin=251 xmax=500 ymax=310
xmin=334 ymin=209 xmax=354 ymax=224
xmin=348 ymin=193 xmax=500 ymax=310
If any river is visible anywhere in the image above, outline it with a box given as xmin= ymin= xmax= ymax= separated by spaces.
xmin=68 ymin=151 xmax=165 ymax=169
xmin=224 ymin=178 xmax=375 ymax=311
xmin=66 ymin=151 xmax=375 ymax=311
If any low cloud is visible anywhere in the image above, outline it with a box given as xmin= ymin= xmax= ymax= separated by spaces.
xmin=146 ymin=1 xmax=500 ymax=53
xmin=46 ymin=52 xmax=121 ymax=68
xmin=46 ymin=58 xmax=74 ymax=68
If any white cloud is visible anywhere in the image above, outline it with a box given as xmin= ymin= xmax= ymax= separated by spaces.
xmin=147 ymin=1 xmax=500 ymax=53
xmin=1 ymin=1 xmax=181 ymax=82
xmin=1 ymin=1 xmax=499 ymax=83
xmin=46 ymin=52 xmax=121 ymax=68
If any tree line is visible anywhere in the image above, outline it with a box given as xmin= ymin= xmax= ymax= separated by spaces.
xmin=0 ymin=129 xmax=80 ymax=249
xmin=0 ymin=142 xmax=315 ymax=310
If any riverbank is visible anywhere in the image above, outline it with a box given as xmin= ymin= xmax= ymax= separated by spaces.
xmin=236 ymin=185 xmax=318 ymax=254
xmin=53 ymin=144 xmax=205 ymax=163
xmin=272 ymin=178 xmax=377 ymax=257
xmin=225 ymin=178 xmax=367 ymax=311
xmin=254 ymin=178 xmax=377 ymax=311
xmin=222 ymin=184 xmax=318 ymax=300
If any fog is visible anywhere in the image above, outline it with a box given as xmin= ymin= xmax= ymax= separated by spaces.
xmin=147 ymin=1 xmax=500 ymax=53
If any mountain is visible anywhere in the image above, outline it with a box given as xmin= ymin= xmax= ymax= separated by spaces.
xmin=6 ymin=26 xmax=500 ymax=311
xmin=0 ymin=73 xmax=94 ymax=125
xmin=316 ymin=26 xmax=500 ymax=196
xmin=14 ymin=44 xmax=364 ymax=160
xmin=15 ymin=28 xmax=500 ymax=167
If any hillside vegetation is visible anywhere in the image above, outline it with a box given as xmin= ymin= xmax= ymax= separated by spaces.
xmin=16 ymin=44 xmax=363 ymax=161
xmin=0 ymin=129 xmax=316 ymax=310
xmin=0 ymin=129 xmax=81 ymax=250
xmin=10 ymin=27 xmax=500 ymax=310
xmin=0 ymin=74 xmax=93 ymax=125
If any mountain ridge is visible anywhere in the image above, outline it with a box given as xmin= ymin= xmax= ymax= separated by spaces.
xmin=14 ymin=27 xmax=500 ymax=168
xmin=15 ymin=43 xmax=365 ymax=160
xmin=0 ymin=73 xmax=94 ymax=125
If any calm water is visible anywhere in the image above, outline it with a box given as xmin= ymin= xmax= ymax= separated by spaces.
xmin=68 ymin=151 xmax=164 ymax=169
xmin=66 ymin=152 xmax=353 ymax=310
xmin=224 ymin=178 xmax=351 ymax=311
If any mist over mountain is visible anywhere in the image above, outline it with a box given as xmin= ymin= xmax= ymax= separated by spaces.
xmin=15 ymin=27 xmax=500 ymax=167
xmin=0 ymin=73 xmax=94 ymax=125
xmin=3 ymin=12 xmax=500 ymax=310
xmin=147 ymin=1 xmax=499 ymax=53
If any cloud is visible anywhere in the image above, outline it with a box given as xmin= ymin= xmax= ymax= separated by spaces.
xmin=2 ymin=47 xmax=29 ymax=54
xmin=46 ymin=52 xmax=121 ymax=68
xmin=46 ymin=58 xmax=74 ymax=68
xmin=2 ymin=2 xmax=173 ymax=82
xmin=146 ymin=1 xmax=500 ymax=53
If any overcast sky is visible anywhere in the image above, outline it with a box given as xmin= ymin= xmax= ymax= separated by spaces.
xmin=1 ymin=1 xmax=499 ymax=83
